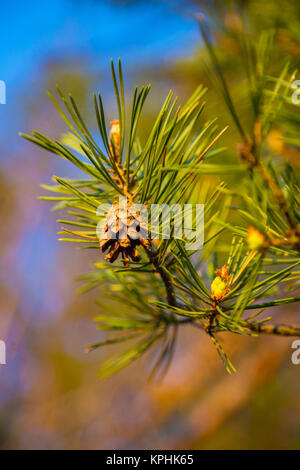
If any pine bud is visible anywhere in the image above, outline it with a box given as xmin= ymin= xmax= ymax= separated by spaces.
xmin=267 ymin=129 xmax=284 ymax=155
xmin=211 ymin=276 xmax=228 ymax=300
xmin=247 ymin=226 xmax=265 ymax=250
xmin=215 ymin=264 xmax=229 ymax=282
xmin=109 ymin=120 xmax=120 ymax=160
xmin=211 ymin=265 xmax=230 ymax=300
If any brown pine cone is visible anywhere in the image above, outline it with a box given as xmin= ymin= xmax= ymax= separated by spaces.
xmin=99 ymin=198 xmax=151 ymax=267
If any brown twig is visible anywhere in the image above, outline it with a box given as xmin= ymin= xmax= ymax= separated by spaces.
xmin=145 ymin=247 xmax=177 ymax=307
xmin=247 ymin=322 xmax=300 ymax=337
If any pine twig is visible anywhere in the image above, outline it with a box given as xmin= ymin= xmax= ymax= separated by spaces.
xmin=247 ymin=322 xmax=300 ymax=337
xmin=145 ymin=247 xmax=177 ymax=307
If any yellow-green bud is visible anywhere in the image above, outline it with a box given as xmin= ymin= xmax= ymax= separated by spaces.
xmin=211 ymin=276 xmax=227 ymax=300
xmin=247 ymin=226 xmax=265 ymax=251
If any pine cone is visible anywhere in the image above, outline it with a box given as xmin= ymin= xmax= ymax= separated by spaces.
xmin=99 ymin=198 xmax=151 ymax=267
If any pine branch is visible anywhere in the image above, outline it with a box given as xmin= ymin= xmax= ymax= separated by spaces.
xmin=23 ymin=50 xmax=300 ymax=378
xmin=247 ymin=322 xmax=300 ymax=337
xmin=145 ymin=246 xmax=177 ymax=307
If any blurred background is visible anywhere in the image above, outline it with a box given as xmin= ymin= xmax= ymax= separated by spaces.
xmin=1 ymin=0 xmax=300 ymax=450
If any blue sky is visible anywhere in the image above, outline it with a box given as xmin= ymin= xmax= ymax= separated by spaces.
xmin=0 ymin=0 xmax=199 ymax=148
xmin=0 ymin=0 xmax=198 ymax=86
